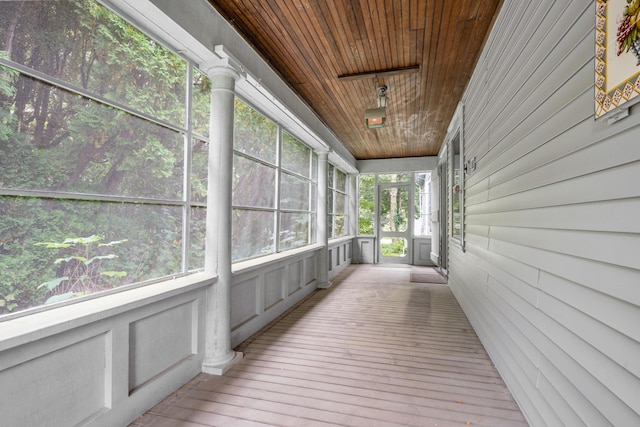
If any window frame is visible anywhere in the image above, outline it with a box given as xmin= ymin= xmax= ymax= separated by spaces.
xmin=0 ymin=2 xmax=210 ymax=318
xmin=357 ymin=172 xmax=433 ymax=238
xmin=413 ymin=171 xmax=433 ymax=237
xmin=447 ymin=103 xmax=465 ymax=250
xmin=231 ymin=97 xmax=318 ymax=262
xmin=328 ymin=164 xmax=349 ymax=239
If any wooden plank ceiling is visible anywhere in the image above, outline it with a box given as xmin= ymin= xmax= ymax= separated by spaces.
xmin=208 ymin=0 xmax=503 ymax=160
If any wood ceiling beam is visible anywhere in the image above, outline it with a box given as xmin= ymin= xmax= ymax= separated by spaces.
xmin=337 ymin=64 xmax=420 ymax=81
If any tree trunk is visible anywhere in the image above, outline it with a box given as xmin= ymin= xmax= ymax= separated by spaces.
xmin=2 ymin=1 xmax=25 ymax=60
xmin=389 ymin=187 xmax=397 ymax=232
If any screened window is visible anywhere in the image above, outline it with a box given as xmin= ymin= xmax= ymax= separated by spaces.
xmin=358 ymin=172 xmax=432 ymax=237
xmin=0 ymin=0 xmax=210 ymax=316
xmin=414 ymin=172 xmax=432 ymax=236
xmin=328 ymin=164 xmax=349 ymax=238
xmin=378 ymin=173 xmax=411 ymax=183
xmin=232 ymin=99 xmax=317 ymax=261
xmin=358 ymin=174 xmax=375 ymax=235
xmin=279 ymin=131 xmax=316 ymax=251
xmin=281 ymin=131 xmax=313 ymax=209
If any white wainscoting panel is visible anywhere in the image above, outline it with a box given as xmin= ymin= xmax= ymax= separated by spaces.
xmin=412 ymin=237 xmax=434 ymax=266
xmin=264 ymin=267 xmax=286 ymax=310
xmin=0 ymin=275 xmax=210 ymax=427
xmin=287 ymin=259 xmax=303 ymax=295
xmin=129 ymin=300 xmax=197 ymax=392
xmin=328 ymin=237 xmax=353 ymax=278
xmin=231 ymin=275 xmax=259 ymax=327
xmin=0 ymin=333 xmax=108 ymax=426
xmin=354 ymin=236 xmax=375 ymax=264
xmin=230 ymin=247 xmax=323 ymax=347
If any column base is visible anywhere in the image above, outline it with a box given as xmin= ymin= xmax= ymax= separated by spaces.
xmin=317 ymin=280 xmax=333 ymax=289
xmin=202 ymin=351 xmax=243 ymax=375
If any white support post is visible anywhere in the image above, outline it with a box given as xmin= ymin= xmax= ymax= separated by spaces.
xmin=202 ymin=65 xmax=243 ymax=375
xmin=348 ymin=173 xmax=358 ymax=236
xmin=316 ymin=151 xmax=332 ymax=288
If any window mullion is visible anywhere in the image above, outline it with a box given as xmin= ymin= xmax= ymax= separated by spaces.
xmin=308 ymin=151 xmax=314 ymax=244
xmin=181 ymin=62 xmax=194 ymax=273
xmin=275 ymin=126 xmax=282 ymax=253
xmin=0 ymin=58 xmax=188 ymax=135
xmin=232 ymin=150 xmax=278 ymax=169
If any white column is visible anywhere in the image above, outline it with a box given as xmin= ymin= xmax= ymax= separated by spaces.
xmin=348 ymin=173 xmax=358 ymax=236
xmin=202 ymin=65 xmax=242 ymax=375
xmin=316 ymin=151 xmax=332 ymax=288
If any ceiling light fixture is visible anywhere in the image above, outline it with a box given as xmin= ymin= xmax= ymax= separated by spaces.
xmin=365 ymin=85 xmax=388 ymax=129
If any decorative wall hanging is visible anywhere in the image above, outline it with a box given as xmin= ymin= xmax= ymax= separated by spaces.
xmin=595 ymin=0 xmax=640 ymax=119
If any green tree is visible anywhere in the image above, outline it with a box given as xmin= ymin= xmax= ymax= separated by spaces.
xmin=358 ymin=174 xmax=375 ymax=234
xmin=0 ymin=0 xmax=195 ymax=314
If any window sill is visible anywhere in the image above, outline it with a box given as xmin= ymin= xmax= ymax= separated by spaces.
xmin=328 ymin=235 xmax=355 ymax=245
xmin=232 ymin=244 xmax=324 ymax=275
xmin=0 ymin=272 xmax=215 ymax=351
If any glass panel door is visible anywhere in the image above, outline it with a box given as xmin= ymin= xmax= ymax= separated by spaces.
xmin=378 ymin=184 xmax=411 ymax=263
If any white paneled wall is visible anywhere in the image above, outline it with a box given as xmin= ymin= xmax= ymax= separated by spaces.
xmin=354 ymin=236 xmax=376 ymax=264
xmin=451 ymin=1 xmax=640 ymax=425
xmin=413 ymin=237 xmax=434 ymax=266
xmin=0 ymin=243 xmax=349 ymax=426
xmin=328 ymin=237 xmax=354 ymax=278
xmin=0 ymin=275 xmax=210 ymax=426
xmin=231 ymin=246 xmax=323 ymax=347
xmin=230 ymin=240 xmax=352 ymax=348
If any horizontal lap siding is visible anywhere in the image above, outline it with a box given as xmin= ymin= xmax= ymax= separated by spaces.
xmin=452 ymin=0 xmax=640 ymax=425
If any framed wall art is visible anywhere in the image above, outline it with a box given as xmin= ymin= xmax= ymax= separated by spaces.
xmin=595 ymin=0 xmax=640 ymax=119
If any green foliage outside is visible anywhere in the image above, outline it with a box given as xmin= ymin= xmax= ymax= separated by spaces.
xmin=34 ymin=235 xmax=127 ymax=304
xmin=380 ymin=238 xmax=407 ymax=257
xmin=231 ymin=99 xmax=316 ymax=261
xmin=232 ymin=99 xmax=278 ymax=261
xmin=359 ymin=173 xmax=431 ymax=237
xmin=0 ymin=0 xmax=210 ymax=315
xmin=358 ymin=174 xmax=375 ymax=235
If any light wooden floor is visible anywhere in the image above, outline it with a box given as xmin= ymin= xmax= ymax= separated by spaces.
xmin=132 ymin=264 xmax=528 ymax=427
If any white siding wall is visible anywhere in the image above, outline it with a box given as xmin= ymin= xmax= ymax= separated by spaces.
xmin=452 ymin=1 xmax=640 ymax=425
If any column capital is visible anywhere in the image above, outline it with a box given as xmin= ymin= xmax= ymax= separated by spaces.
xmin=202 ymin=64 xmax=242 ymax=82
xmin=201 ymin=45 xmax=246 ymax=80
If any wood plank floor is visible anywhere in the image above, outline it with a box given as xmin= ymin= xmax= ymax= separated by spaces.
xmin=132 ymin=264 xmax=528 ymax=427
